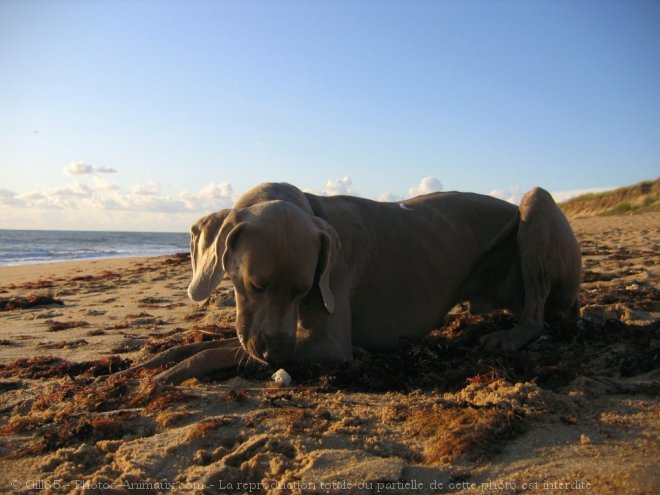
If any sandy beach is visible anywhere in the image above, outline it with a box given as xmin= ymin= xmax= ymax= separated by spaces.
xmin=0 ymin=213 xmax=658 ymax=494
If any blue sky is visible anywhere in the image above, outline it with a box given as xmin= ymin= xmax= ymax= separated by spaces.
xmin=1 ymin=0 xmax=658 ymax=231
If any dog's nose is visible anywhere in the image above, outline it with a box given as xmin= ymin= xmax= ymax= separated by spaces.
xmin=260 ymin=334 xmax=294 ymax=365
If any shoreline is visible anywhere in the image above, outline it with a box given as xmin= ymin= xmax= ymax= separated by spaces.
xmin=0 ymin=251 xmax=189 ymax=269
xmin=0 ymin=228 xmax=189 ymax=270
xmin=0 ymin=253 xmax=190 ymax=288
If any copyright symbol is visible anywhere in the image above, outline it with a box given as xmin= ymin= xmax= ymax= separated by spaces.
xmin=10 ymin=480 xmax=21 ymax=489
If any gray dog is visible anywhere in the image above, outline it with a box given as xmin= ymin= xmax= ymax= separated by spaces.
xmin=132 ymin=182 xmax=581 ymax=384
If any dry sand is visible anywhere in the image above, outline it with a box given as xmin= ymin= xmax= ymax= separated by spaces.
xmin=0 ymin=213 xmax=658 ymax=494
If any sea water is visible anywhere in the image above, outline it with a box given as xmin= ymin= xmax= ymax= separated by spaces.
xmin=0 ymin=229 xmax=189 ymax=266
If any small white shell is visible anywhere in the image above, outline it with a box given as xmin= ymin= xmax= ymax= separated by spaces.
xmin=271 ymin=368 xmax=292 ymax=387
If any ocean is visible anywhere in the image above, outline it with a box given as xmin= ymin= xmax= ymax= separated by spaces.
xmin=0 ymin=229 xmax=190 ymax=266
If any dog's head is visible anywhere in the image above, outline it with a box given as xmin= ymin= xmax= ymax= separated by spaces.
xmin=188 ymin=200 xmax=340 ymax=364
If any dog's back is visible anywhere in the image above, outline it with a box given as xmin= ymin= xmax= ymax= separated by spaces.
xmin=304 ymin=190 xmax=520 ymax=351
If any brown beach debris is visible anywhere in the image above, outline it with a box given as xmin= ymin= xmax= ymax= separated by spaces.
xmin=85 ymin=328 xmax=107 ymax=336
xmin=70 ymin=270 xmax=121 ymax=283
xmin=139 ymin=386 xmax=199 ymax=413
xmin=0 ymin=356 xmax=131 ymax=379
xmin=192 ymin=324 xmax=236 ymax=338
xmin=38 ymin=339 xmax=89 ymax=350
xmin=106 ymin=320 xmax=130 ymax=330
xmin=11 ymin=279 xmax=58 ymax=290
xmin=162 ymin=252 xmax=190 ymax=266
xmin=0 ymin=295 xmax=64 ymax=311
xmin=186 ymin=415 xmax=239 ymax=440
xmin=45 ymin=319 xmax=90 ymax=332
xmin=378 ymin=396 xmax=525 ymax=466
xmin=137 ymin=296 xmax=172 ymax=308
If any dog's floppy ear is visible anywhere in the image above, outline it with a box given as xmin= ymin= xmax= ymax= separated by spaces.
xmin=313 ymin=217 xmax=341 ymax=314
xmin=188 ymin=209 xmax=241 ymax=302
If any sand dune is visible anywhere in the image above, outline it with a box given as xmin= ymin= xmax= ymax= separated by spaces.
xmin=0 ymin=213 xmax=658 ymax=494
xmin=560 ymin=178 xmax=659 ymax=218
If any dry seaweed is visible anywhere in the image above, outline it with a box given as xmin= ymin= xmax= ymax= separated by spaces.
xmin=38 ymin=339 xmax=89 ymax=349
xmin=162 ymin=252 xmax=190 ymax=266
xmin=279 ymin=302 xmax=658 ymax=395
xmin=0 ymin=356 xmax=131 ymax=379
xmin=85 ymin=329 xmax=107 ymax=336
xmin=0 ymin=295 xmax=64 ymax=311
xmin=411 ymin=405 xmax=523 ymax=464
xmin=142 ymin=388 xmax=199 ymax=412
xmin=192 ymin=324 xmax=236 ymax=338
xmin=2 ymin=409 xmax=150 ymax=459
xmin=0 ymin=373 xmax=202 ymax=457
xmin=45 ymin=319 xmax=90 ymax=332
xmin=142 ymin=328 xmax=218 ymax=354
xmin=70 ymin=270 xmax=120 ymax=282
xmin=0 ymin=380 xmax=22 ymax=393
xmin=186 ymin=415 xmax=239 ymax=440
xmin=105 ymin=320 xmax=130 ymax=330
xmin=6 ymin=279 xmax=58 ymax=290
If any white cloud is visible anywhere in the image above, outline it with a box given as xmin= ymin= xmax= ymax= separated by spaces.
xmin=52 ymin=182 xmax=93 ymax=198
xmin=408 ymin=177 xmax=443 ymax=197
xmin=487 ymin=186 xmax=614 ymax=205
xmin=89 ymin=196 xmax=123 ymax=211
xmin=0 ymin=177 xmax=236 ymax=220
xmin=15 ymin=191 xmax=47 ymax=203
xmin=324 ymin=176 xmax=353 ymax=196
xmin=114 ymin=181 xmax=234 ymax=214
xmin=489 ymin=186 xmax=522 ymax=204
xmin=378 ymin=192 xmax=403 ymax=202
xmin=304 ymin=176 xmax=355 ymax=197
xmin=0 ymin=189 xmax=20 ymax=206
xmin=64 ymin=161 xmax=94 ymax=175
xmin=11 ymin=191 xmax=58 ymax=209
xmin=64 ymin=161 xmax=118 ymax=176
xmin=197 ymin=182 xmax=233 ymax=201
xmin=378 ymin=177 xmax=443 ymax=202
xmin=0 ymin=182 xmax=95 ymax=210
xmin=91 ymin=175 xmax=120 ymax=191
xmin=132 ymin=180 xmax=162 ymax=196
xmin=1 ymin=175 xmax=239 ymax=231
xmin=178 ymin=182 xmax=234 ymax=211
xmin=551 ymin=187 xmax=614 ymax=203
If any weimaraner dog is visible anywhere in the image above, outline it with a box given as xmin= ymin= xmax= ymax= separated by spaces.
xmin=134 ymin=182 xmax=581 ymax=384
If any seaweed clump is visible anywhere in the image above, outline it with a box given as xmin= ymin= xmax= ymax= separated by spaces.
xmin=0 ymin=295 xmax=64 ymax=311
xmin=0 ymin=356 xmax=131 ymax=379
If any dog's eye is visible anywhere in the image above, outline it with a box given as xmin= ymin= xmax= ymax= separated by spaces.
xmin=248 ymin=281 xmax=266 ymax=294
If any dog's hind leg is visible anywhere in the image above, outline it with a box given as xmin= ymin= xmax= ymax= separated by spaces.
xmin=480 ymin=254 xmax=550 ymax=351
xmin=480 ymin=188 xmax=566 ymax=351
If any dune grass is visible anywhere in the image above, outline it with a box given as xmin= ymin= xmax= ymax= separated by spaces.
xmin=560 ymin=178 xmax=659 ymax=218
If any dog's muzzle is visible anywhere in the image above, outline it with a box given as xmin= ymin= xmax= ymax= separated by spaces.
xmin=253 ymin=332 xmax=295 ymax=365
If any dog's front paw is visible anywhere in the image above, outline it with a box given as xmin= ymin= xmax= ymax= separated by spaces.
xmin=480 ymin=323 xmax=544 ymax=352
xmin=152 ymin=368 xmax=177 ymax=386
xmin=479 ymin=330 xmax=521 ymax=352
